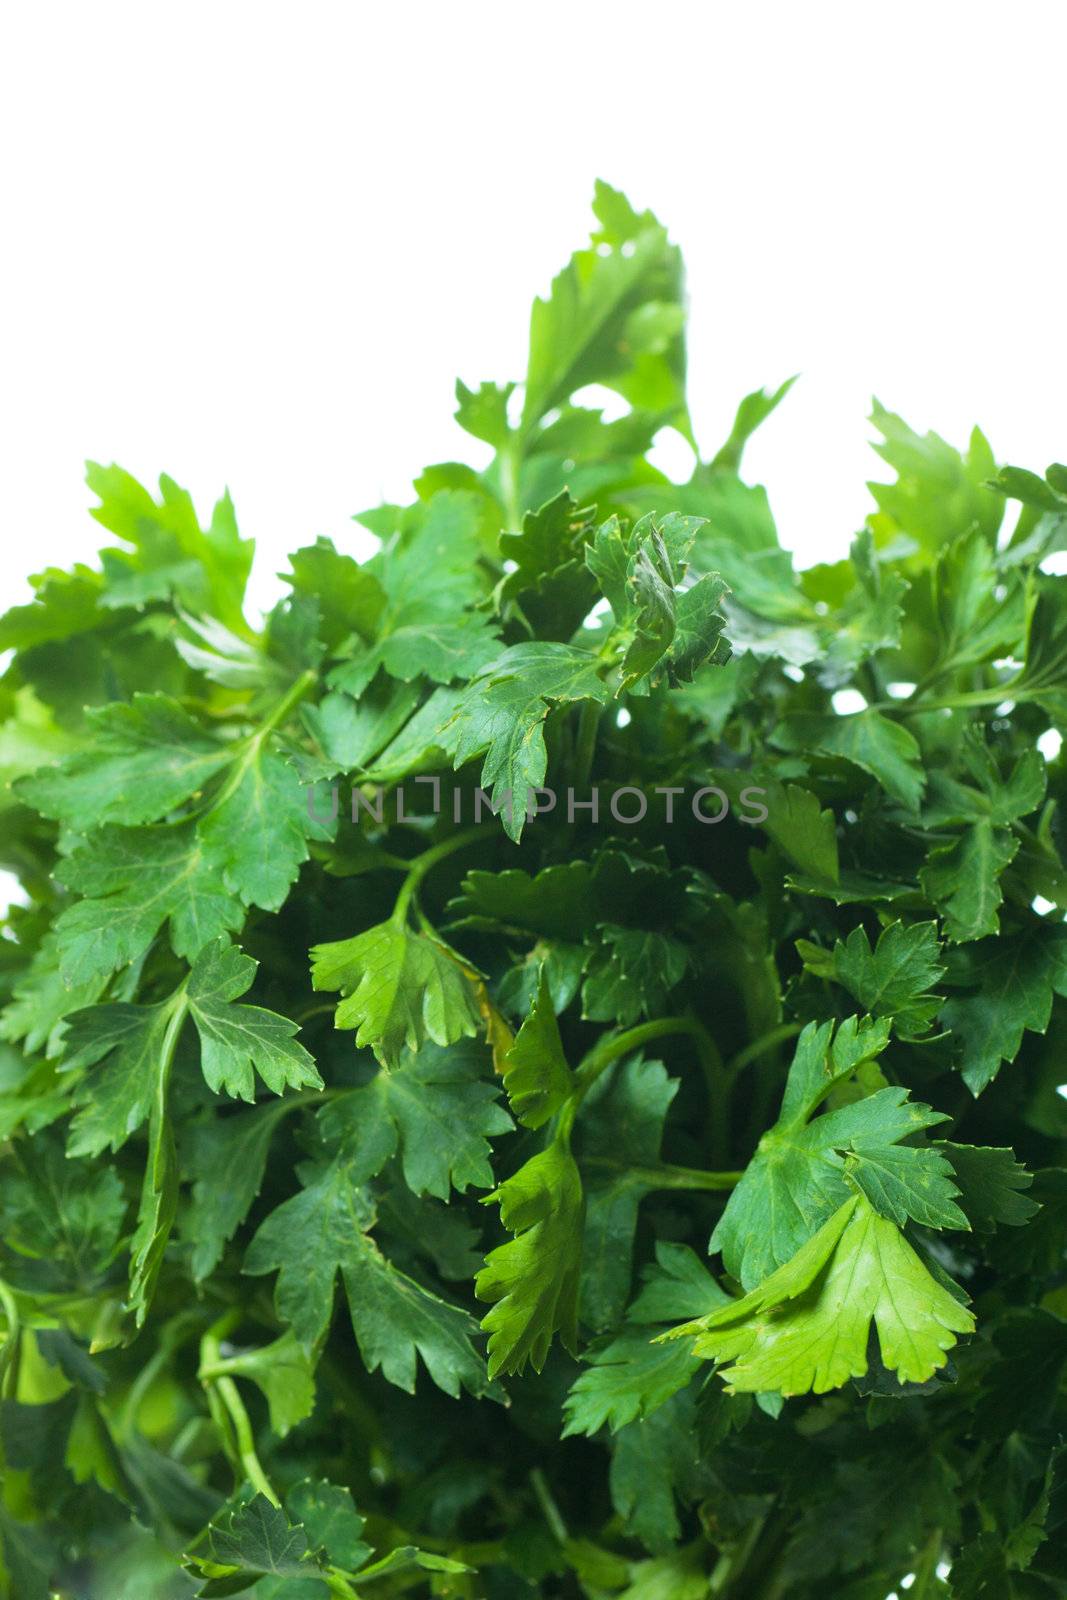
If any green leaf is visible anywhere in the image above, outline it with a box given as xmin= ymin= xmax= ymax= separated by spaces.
xmin=63 ymin=998 xmax=176 ymax=1156
xmin=476 ymin=1140 xmax=583 ymax=1377
xmin=283 ymin=538 xmax=385 ymax=650
xmin=455 ymin=379 xmax=514 ymax=448
xmin=0 ymin=562 xmax=104 ymax=652
xmin=318 ymin=1040 xmax=512 ymax=1198
xmin=920 ymin=820 xmax=1018 ymax=943
xmin=451 ymin=861 xmax=595 ymax=940
xmin=563 ymin=1328 xmax=698 ymax=1436
xmin=937 ymin=1142 xmax=1039 ymax=1231
xmin=669 ymin=574 xmax=732 ymax=684
xmin=0 ymin=1135 xmax=126 ymax=1287
xmin=0 ymin=935 xmax=106 ymax=1061
xmin=608 ymin=1388 xmax=701 ymax=1553
xmin=816 ymin=528 xmax=909 ymax=685
xmin=585 ymin=512 xmax=728 ymax=690
xmin=924 ymin=528 xmax=1026 ymax=679
xmin=184 ymin=1099 xmax=297 ymax=1280
xmin=186 ymin=939 xmax=321 ymax=1101
xmin=800 ymin=920 xmax=945 ymax=1039
xmin=54 ymin=823 xmax=245 ymax=984
xmin=582 ymin=928 xmax=688 ymax=1027
xmin=0 ymin=1507 xmax=53 ymax=1600
xmin=760 ymin=781 xmax=840 ymax=886
xmin=709 ymin=376 xmax=796 ymax=473
xmin=564 ymin=1238 xmax=729 ymax=1443
xmin=330 ymin=491 xmax=500 ymax=696
xmin=1008 ymin=576 xmax=1067 ymax=720
xmin=939 ymin=927 xmax=1067 ymax=1090
xmin=500 ymin=968 xmax=574 ymax=1129
xmin=301 ymin=679 xmax=423 ymax=773
xmin=245 ymin=1155 xmax=491 ymax=1398
xmin=709 ymin=1016 xmax=954 ymax=1289
xmin=777 ymin=708 xmax=925 ymax=810
xmin=17 ymin=693 xmax=231 ymax=828
xmin=186 ymin=1495 xmax=314 ymax=1582
xmin=435 ymin=641 xmax=612 ymax=839
xmin=310 ymin=921 xmax=484 ymax=1070
xmin=867 ymin=402 xmax=1002 ymax=552
xmin=211 ymin=1330 xmax=317 ymax=1438
xmin=844 ymin=1141 xmax=968 ymax=1231
xmin=628 ymin=1242 xmax=732 ymax=1325
xmin=496 ymin=491 xmax=599 ymax=641
xmin=87 ymin=463 xmax=254 ymax=632
xmin=199 ymin=745 xmax=333 ymax=913
xmin=577 ymin=1056 xmax=678 ymax=1329
xmin=670 ymin=1195 xmax=975 ymax=1395
xmin=286 ymin=1479 xmax=370 ymax=1571
xmin=522 ymin=180 xmax=686 ymax=431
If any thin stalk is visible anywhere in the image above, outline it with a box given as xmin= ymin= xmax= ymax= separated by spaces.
xmin=530 ymin=1468 xmax=568 ymax=1544
xmin=709 ymin=1510 xmax=767 ymax=1595
xmin=572 ymin=699 xmax=602 ymax=794
xmin=259 ymin=666 xmax=319 ymax=737
xmin=880 ymin=684 xmax=1028 ymax=716
xmin=203 ymin=666 xmax=319 ymax=815
xmin=582 ymin=1157 xmax=742 ymax=1191
xmin=569 ymin=1013 xmax=730 ymax=1160
xmin=156 ymin=986 xmax=189 ymax=1106
xmin=727 ymin=1022 xmax=802 ymax=1077
xmin=214 ymin=1373 xmax=279 ymax=1505
xmin=576 ymin=1015 xmax=715 ymax=1086
xmin=199 ymin=1313 xmax=279 ymax=1506
xmin=321 ymin=1573 xmax=361 ymax=1600
xmin=391 ymin=826 xmax=483 ymax=926
xmin=909 ymin=1526 xmax=946 ymax=1596
xmin=688 ymin=1011 xmax=732 ymax=1168
xmin=499 ymin=436 xmax=522 ymax=533
xmin=0 ymin=1279 xmax=19 ymax=1399
xmin=117 ymin=1308 xmax=202 ymax=1438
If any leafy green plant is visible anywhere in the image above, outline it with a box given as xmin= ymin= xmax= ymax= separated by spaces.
xmin=1 ymin=181 xmax=1066 ymax=1598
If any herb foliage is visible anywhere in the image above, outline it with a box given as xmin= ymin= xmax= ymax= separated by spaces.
xmin=1 ymin=182 xmax=1066 ymax=1597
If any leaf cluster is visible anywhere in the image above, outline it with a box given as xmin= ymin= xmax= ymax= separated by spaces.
xmin=1 ymin=181 xmax=1066 ymax=1598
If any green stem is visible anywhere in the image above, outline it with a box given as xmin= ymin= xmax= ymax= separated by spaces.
xmin=576 ymin=1015 xmax=712 ymax=1084
xmin=727 ymin=1022 xmax=802 ymax=1077
xmin=572 ymin=699 xmax=602 ymax=794
xmin=321 ymin=1570 xmax=363 ymax=1600
xmin=199 ymin=1313 xmax=279 ymax=1507
xmin=909 ymin=1526 xmax=945 ymax=1596
xmin=499 ymin=436 xmax=522 ymax=533
xmin=0 ymin=1279 xmax=19 ymax=1399
xmin=881 ymin=683 xmax=1027 ymax=716
xmin=567 ymin=1014 xmax=729 ymax=1159
xmin=260 ymin=666 xmax=319 ymax=737
xmin=582 ymin=1157 xmax=742 ymax=1191
xmin=294 ymin=1000 xmax=342 ymax=1024
xmin=709 ymin=1508 xmax=769 ymax=1596
xmin=118 ymin=1308 xmax=202 ymax=1438
xmin=391 ymin=827 xmax=483 ymax=926
xmin=158 ymin=986 xmax=189 ymax=1094
xmin=216 ymin=1373 xmax=279 ymax=1505
xmin=530 ymin=1468 xmax=568 ymax=1545
xmin=205 ymin=667 xmax=319 ymax=815
xmin=689 ymin=1012 xmax=731 ymax=1168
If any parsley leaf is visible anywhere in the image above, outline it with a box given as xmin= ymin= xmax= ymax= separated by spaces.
xmin=670 ymin=1195 xmax=974 ymax=1394
xmin=310 ymin=921 xmax=484 ymax=1069
xmin=245 ymin=1154 xmax=491 ymax=1398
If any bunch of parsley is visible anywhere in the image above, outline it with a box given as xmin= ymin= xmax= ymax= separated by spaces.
xmin=1 ymin=183 xmax=1066 ymax=1599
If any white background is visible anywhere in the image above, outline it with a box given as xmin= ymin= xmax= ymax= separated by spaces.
xmin=1 ymin=3 xmax=1065 ymax=621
